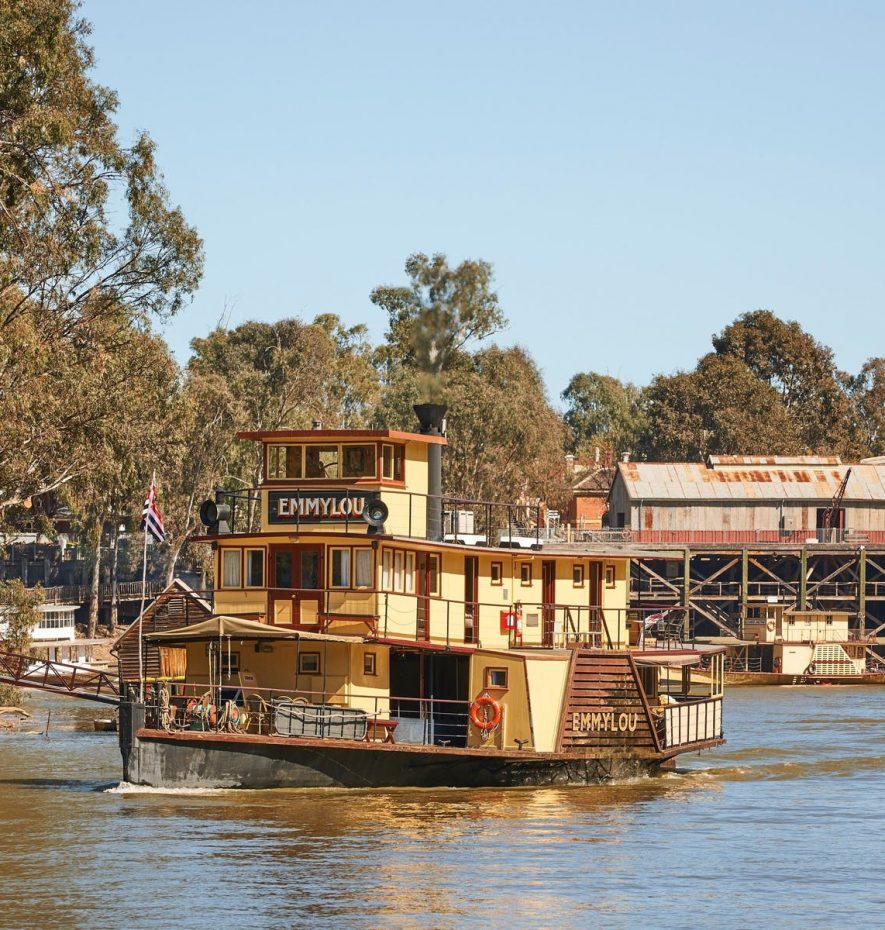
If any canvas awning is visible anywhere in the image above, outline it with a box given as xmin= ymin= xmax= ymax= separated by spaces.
xmin=144 ymin=615 xmax=365 ymax=644
xmin=633 ymin=648 xmax=722 ymax=668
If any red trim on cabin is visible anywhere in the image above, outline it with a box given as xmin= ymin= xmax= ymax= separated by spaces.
xmin=237 ymin=428 xmax=446 ymax=445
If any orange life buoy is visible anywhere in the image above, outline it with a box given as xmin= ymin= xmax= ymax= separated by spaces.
xmin=469 ymin=694 xmax=502 ymax=732
xmin=766 ymin=620 xmax=776 ymax=633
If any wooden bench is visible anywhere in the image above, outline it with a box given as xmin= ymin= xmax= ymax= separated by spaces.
xmin=364 ymin=718 xmax=398 ymax=744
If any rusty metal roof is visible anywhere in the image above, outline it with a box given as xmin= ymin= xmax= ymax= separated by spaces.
xmin=615 ymin=462 xmax=885 ymax=502
xmin=707 ymin=455 xmax=842 ymax=467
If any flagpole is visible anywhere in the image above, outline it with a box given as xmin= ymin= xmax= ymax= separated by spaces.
xmin=137 ymin=470 xmax=155 ymax=704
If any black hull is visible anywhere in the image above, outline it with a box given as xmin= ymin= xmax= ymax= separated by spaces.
xmin=119 ymin=704 xmax=661 ymax=789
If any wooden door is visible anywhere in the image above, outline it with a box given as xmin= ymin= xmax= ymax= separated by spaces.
xmin=269 ymin=544 xmax=324 ymax=626
xmin=416 ymin=552 xmax=430 ymax=641
xmin=464 ymin=555 xmax=479 ymax=643
xmin=542 ymin=560 xmax=557 ymax=646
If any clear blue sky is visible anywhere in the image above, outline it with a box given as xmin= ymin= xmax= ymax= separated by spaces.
xmin=82 ymin=1 xmax=884 ymax=405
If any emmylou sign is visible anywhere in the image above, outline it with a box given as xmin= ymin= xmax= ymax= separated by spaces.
xmin=267 ymin=489 xmax=377 ymax=524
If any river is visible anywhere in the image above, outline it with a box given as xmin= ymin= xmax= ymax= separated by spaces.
xmin=1 ymin=686 xmax=883 ymax=930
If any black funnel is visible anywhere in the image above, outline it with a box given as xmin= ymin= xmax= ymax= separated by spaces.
xmin=414 ymin=404 xmax=446 ymax=540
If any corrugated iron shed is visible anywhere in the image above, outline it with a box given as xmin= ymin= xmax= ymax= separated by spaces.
xmin=616 ymin=462 xmax=885 ymax=502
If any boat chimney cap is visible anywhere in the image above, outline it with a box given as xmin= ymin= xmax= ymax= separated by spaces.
xmin=413 ymin=403 xmax=447 ymax=436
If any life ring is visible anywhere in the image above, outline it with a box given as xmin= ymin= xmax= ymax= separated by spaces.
xmin=766 ymin=620 xmax=776 ymax=632
xmin=469 ymin=695 xmax=502 ymax=732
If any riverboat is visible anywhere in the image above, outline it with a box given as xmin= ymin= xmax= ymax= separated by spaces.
xmin=713 ymin=601 xmax=885 ymax=685
xmin=118 ymin=406 xmax=726 ymax=788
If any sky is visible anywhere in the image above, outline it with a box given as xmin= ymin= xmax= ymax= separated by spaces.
xmin=81 ymin=1 xmax=885 ymax=406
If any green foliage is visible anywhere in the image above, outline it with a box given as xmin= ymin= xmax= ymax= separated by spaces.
xmin=639 ymin=354 xmax=800 ymax=460
xmin=0 ymin=580 xmax=42 ymax=704
xmin=372 ymin=252 xmax=506 ymax=403
xmin=711 ymin=310 xmax=855 ymax=454
xmin=848 ymin=358 xmax=885 ymax=458
xmin=562 ymin=372 xmax=644 ymax=458
xmin=443 ymin=347 xmax=570 ymax=507
xmin=0 ymin=0 xmax=202 ymax=520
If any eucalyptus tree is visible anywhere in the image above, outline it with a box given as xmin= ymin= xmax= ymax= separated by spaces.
xmin=0 ymin=0 xmax=202 ymax=517
xmin=562 ymin=372 xmax=644 ymax=460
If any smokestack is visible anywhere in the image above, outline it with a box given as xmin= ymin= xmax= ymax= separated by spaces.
xmin=414 ymin=403 xmax=446 ymax=541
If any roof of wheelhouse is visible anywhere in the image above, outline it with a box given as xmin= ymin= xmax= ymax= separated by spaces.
xmin=237 ymin=428 xmax=446 ymax=445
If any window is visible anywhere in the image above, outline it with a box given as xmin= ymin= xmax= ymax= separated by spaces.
xmin=605 ymin=564 xmax=616 ymax=588
xmin=486 ymin=668 xmax=508 ymax=689
xmin=342 ymin=444 xmax=376 ymax=478
xmin=394 ymin=551 xmax=404 ymax=591
xmin=221 ymin=549 xmax=241 ymax=588
xmin=428 ymin=554 xmax=440 ymax=596
xmin=572 ymin=563 xmax=585 ymax=587
xmin=354 ymin=549 xmax=373 ymax=588
xmin=221 ymin=651 xmax=240 ymax=676
xmin=520 ymin=562 xmax=532 ymax=586
xmin=491 ymin=561 xmax=503 ymax=586
xmin=363 ymin=652 xmax=377 ymax=676
xmin=298 ymin=652 xmax=321 ymax=675
xmin=245 ymin=549 xmax=264 ymax=587
xmin=381 ymin=444 xmax=404 ymax=481
xmin=268 ymin=445 xmax=302 ymax=479
xmin=305 ymin=445 xmax=339 ymax=478
xmin=331 ymin=548 xmax=350 ymax=587
xmin=382 ymin=549 xmax=392 ymax=589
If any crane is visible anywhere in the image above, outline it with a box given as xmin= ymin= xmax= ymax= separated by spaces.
xmin=822 ymin=467 xmax=852 ymax=538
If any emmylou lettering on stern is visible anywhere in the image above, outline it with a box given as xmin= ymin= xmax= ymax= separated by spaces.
xmin=267 ymin=489 xmax=377 ymax=523
xmin=571 ymin=711 xmax=639 ymax=733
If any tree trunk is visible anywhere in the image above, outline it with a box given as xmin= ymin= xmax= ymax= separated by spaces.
xmin=87 ymin=524 xmax=102 ymax=638
xmin=109 ymin=524 xmax=120 ymax=628
xmin=164 ymin=540 xmax=185 ymax=588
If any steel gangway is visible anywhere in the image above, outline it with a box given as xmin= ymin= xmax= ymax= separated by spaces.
xmin=0 ymin=649 xmax=121 ymax=705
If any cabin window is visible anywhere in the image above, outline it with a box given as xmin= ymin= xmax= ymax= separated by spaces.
xmin=520 ymin=562 xmax=532 ymax=586
xmin=428 ymin=554 xmax=440 ymax=596
xmin=298 ymin=652 xmax=321 ymax=675
xmin=486 ymin=668 xmax=508 ymax=689
xmin=363 ymin=652 xmax=377 ymax=676
xmin=331 ymin=548 xmax=351 ymax=587
xmin=342 ymin=444 xmax=376 ymax=478
xmin=354 ymin=549 xmax=373 ymax=588
xmin=572 ymin=563 xmax=585 ymax=587
xmin=393 ymin=551 xmax=404 ymax=591
xmin=245 ymin=549 xmax=264 ymax=587
xmin=826 ymin=616 xmax=833 ymax=625
xmin=220 ymin=650 xmax=240 ymax=677
xmin=381 ymin=443 xmax=404 ymax=481
xmin=305 ymin=445 xmax=339 ymax=478
xmin=605 ymin=564 xmax=616 ymax=588
xmin=221 ymin=549 xmax=241 ymax=588
xmin=268 ymin=444 xmax=302 ymax=479
xmin=490 ymin=561 xmax=503 ymax=585
xmin=382 ymin=549 xmax=392 ymax=589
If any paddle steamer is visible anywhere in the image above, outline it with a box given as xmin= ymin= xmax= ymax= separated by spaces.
xmin=119 ymin=406 xmax=726 ymax=788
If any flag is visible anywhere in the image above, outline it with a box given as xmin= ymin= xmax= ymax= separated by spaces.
xmin=141 ymin=481 xmax=166 ymax=543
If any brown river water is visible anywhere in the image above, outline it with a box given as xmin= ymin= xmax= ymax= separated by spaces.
xmin=1 ymin=686 xmax=884 ymax=930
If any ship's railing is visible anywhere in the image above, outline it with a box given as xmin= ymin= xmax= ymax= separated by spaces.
xmin=140 ymin=681 xmax=471 ymax=747
xmin=256 ymin=585 xmax=615 ymax=649
xmin=655 ymin=696 xmax=723 ymax=749
xmin=722 ymin=656 xmax=763 ymax=673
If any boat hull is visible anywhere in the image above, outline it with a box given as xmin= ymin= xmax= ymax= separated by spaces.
xmin=119 ymin=704 xmax=663 ymax=789
xmin=726 ymin=672 xmax=885 ymax=686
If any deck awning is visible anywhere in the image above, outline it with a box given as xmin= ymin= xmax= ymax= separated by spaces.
xmin=633 ymin=650 xmax=716 ymax=668
xmin=144 ymin=615 xmax=365 ymax=644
